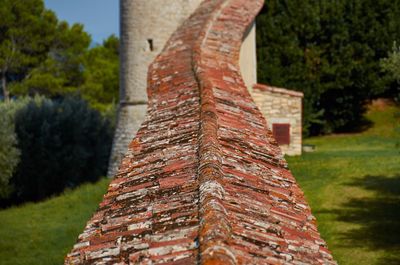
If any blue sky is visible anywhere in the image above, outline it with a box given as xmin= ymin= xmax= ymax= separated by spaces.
xmin=44 ymin=0 xmax=119 ymax=44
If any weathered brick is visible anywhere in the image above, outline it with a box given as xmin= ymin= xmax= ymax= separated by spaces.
xmin=65 ymin=1 xmax=336 ymax=264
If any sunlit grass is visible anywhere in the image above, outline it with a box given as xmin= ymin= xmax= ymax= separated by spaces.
xmin=0 ymin=104 xmax=398 ymax=265
xmin=0 ymin=178 xmax=110 ymax=265
xmin=288 ymin=104 xmax=400 ymax=265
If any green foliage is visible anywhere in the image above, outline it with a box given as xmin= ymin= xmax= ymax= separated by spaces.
xmin=380 ymin=43 xmax=400 ymax=147
xmin=0 ymin=96 xmax=44 ymax=199
xmin=0 ymin=0 xmax=119 ymax=113
xmin=381 ymin=42 xmax=400 ymax=102
xmin=11 ymin=32 xmax=119 ymax=113
xmin=0 ymin=0 xmax=58 ymax=99
xmin=10 ymin=22 xmax=91 ymax=97
xmin=381 ymin=42 xmax=400 ymax=81
xmin=80 ymin=35 xmax=120 ymax=112
xmin=0 ymin=105 xmax=19 ymax=199
xmin=12 ymin=97 xmax=113 ymax=202
xmin=257 ymin=0 xmax=400 ymax=134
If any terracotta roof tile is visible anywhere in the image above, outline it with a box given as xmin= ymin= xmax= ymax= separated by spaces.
xmin=65 ymin=0 xmax=336 ymax=264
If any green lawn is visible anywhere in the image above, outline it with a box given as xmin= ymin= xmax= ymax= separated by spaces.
xmin=287 ymin=104 xmax=400 ymax=265
xmin=0 ymin=104 xmax=398 ymax=265
xmin=0 ymin=178 xmax=110 ymax=265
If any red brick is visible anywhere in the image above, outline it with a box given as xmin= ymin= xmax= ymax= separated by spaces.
xmin=65 ymin=0 xmax=336 ymax=264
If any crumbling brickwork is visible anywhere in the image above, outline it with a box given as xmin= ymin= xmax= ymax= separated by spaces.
xmin=66 ymin=0 xmax=336 ymax=264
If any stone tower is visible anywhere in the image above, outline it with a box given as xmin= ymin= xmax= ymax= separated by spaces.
xmin=108 ymin=0 xmax=203 ymax=176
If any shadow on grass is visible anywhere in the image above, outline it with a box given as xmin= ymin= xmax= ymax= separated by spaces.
xmin=335 ymin=116 xmax=374 ymax=133
xmin=321 ymin=175 xmax=400 ymax=264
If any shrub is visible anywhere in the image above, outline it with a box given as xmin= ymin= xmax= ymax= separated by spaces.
xmin=0 ymin=96 xmax=43 ymax=199
xmin=380 ymin=42 xmax=400 ymax=149
xmin=12 ymin=96 xmax=113 ymax=202
xmin=381 ymin=42 xmax=400 ymax=102
xmin=0 ymin=104 xmax=19 ymax=199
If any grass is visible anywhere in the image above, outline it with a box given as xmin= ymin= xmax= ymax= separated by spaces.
xmin=0 ymin=103 xmax=398 ymax=265
xmin=0 ymin=178 xmax=110 ymax=265
xmin=287 ymin=103 xmax=400 ymax=265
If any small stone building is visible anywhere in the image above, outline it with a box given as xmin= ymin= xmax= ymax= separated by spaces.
xmin=250 ymin=83 xmax=303 ymax=155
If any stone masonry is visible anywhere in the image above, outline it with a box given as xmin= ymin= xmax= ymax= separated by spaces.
xmin=108 ymin=0 xmax=203 ymax=177
xmin=66 ymin=0 xmax=336 ymax=264
xmin=251 ymin=84 xmax=304 ymax=156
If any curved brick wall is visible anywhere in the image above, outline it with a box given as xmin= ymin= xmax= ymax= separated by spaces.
xmin=108 ymin=0 xmax=203 ymax=177
xmin=65 ymin=0 xmax=336 ymax=264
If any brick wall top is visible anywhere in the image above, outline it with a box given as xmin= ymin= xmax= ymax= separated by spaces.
xmin=253 ymin=83 xmax=304 ymax=98
xmin=65 ymin=0 xmax=335 ymax=264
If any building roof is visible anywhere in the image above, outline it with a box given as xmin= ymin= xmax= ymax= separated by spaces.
xmin=65 ymin=0 xmax=335 ymax=264
xmin=253 ymin=84 xmax=304 ymax=98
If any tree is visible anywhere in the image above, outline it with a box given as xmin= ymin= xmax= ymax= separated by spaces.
xmin=381 ymin=42 xmax=400 ymax=148
xmin=12 ymin=97 xmax=113 ymax=202
xmin=12 ymin=31 xmax=118 ymax=113
xmin=0 ymin=103 xmax=20 ymax=198
xmin=0 ymin=0 xmax=119 ymax=113
xmin=256 ymin=0 xmax=400 ymax=134
xmin=0 ymin=0 xmax=58 ymax=100
xmin=0 ymin=96 xmax=44 ymax=199
xmin=10 ymin=22 xmax=91 ymax=97
xmin=381 ymin=42 xmax=400 ymax=102
xmin=80 ymin=35 xmax=119 ymax=112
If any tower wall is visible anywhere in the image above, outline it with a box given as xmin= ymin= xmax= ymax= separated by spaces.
xmin=108 ymin=0 xmax=203 ymax=176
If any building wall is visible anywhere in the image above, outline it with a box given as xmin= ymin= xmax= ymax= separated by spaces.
xmin=239 ymin=22 xmax=257 ymax=88
xmin=108 ymin=0 xmax=203 ymax=176
xmin=250 ymin=85 xmax=303 ymax=155
xmin=237 ymin=21 xmax=303 ymax=156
